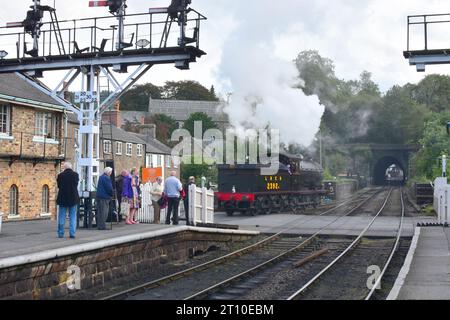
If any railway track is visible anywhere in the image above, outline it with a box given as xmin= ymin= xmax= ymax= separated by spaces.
xmin=287 ymin=188 xmax=406 ymax=300
xmin=102 ymin=187 xmax=386 ymax=300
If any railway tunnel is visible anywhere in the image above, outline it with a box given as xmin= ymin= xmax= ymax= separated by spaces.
xmin=367 ymin=144 xmax=417 ymax=186
xmin=373 ymin=156 xmax=406 ymax=186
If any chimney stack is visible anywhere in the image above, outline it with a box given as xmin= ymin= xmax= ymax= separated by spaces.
xmin=102 ymin=100 xmax=122 ymax=128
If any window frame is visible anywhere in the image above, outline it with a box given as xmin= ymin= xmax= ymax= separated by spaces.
xmin=126 ymin=143 xmax=133 ymax=156
xmin=116 ymin=141 xmax=123 ymax=155
xmin=9 ymin=185 xmax=19 ymax=217
xmin=165 ymin=155 xmax=171 ymax=168
xmin=157 ymin=155 xmax=162 ymax=167
xmin=41 ymin=185 xmax=50 ymax=215
xmin=103 ymin=140 xmax=112 ymax=154
xmin=136 ymin=144 xmax=143 ymax=157
xmin=0 ymin=104 xmax=11 ymax=136
xmin=34 ymin=112 xmax=59 ymax=140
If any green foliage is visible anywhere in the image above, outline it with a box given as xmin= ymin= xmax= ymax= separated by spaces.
xmin=294 ymin=50 xmax=450 ymax=182
xmin=180 ymin=156 xmax=218 ymax=184
xmin=120 ymin=80 xmax=218 ymax=111
xmin=322 ymin=168 xmax=334 ymax=181
xmin=413 ymin=75 xmax=450 ymax=113
xmin=144 ymin=113 xmax=178 ymax=144
xmin=163 ymin=80 xmax=219 ymax=101
xmin=182 ymin=112 xmax=219 ymax=137
xmin=411 ymin=112 xmax=450 ymax=180
xmin=120 ymin=83 xmax=162 ymax=111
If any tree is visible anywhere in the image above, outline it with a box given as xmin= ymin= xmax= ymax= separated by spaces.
xmin=120 ymin=83 xmax=162 ymax=111
xmin=181 ymin=158 xmax=218 ymax=184
xmin=182 ymin=112 xmax=218 ymax=137
xmin=366 ymin=85 xmax=427 ymax=144
xmin=411 ymin=112 xmax=450 ymax=180
xmin=144 ymin=113 xmax=178 ymax=144
xmin=412 ymin=74 xmax=450 ymax=113
xmin=162 ymin=81 xmax=219 ymax=101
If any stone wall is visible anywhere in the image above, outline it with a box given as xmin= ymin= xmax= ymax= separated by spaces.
xmin=0 ymin=230 xmax=254 ymax=300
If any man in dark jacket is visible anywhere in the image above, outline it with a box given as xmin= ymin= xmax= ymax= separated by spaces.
xmin=57 ymin=162 xmax=80 ymax=239
xmin=114 ymin=170 xmax=127 ymax=222
xmin=96 ymin=167 xmax=114 ymax=230
xmin=183 ymin=176 xmax=195 ymax=226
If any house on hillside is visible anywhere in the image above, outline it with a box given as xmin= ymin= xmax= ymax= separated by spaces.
xmin=120 ymin=97 xmax=229 ymax=131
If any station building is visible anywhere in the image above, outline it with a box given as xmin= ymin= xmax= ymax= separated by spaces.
xmin=0 ymin=73 xmax=66 ymax=221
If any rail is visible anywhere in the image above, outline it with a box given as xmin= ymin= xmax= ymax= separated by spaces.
xmin=365 ymin=189 xmax=405 ymax=300
xmin=184 ymin=188 xmax=384 ymax=300
xmin=0 ymin=130 xmax=66 ymax=163
xmin=287 ymin=188 xmax=394 ymax=300
xmin=406 ymin=13 xmax=450 ymax=52
xmin=102 ymin=187 xmax=380 ymax=300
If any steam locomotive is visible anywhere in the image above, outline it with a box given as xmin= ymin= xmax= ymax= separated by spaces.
xmin=215 ymin=153 xmax=326 ymax=216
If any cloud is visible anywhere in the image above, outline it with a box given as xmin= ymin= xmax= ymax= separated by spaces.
xmin=3 ymin=1 xmax=450 ymax=105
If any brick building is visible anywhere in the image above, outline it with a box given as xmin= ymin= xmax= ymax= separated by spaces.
xmin=0 ymin=74 xmax=66 ymax=221
xmin=66 ymin=111 xmax=180 ymax=183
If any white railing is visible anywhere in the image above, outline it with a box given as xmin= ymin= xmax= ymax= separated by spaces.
xmin=135 ymin=183 xmax=214 ymax=226
xmin=434 ymin=178 xmax=450 ymax=225
xmin=189 ymin=184 xmax=215 ymax=226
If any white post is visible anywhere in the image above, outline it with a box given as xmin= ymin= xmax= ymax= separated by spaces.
xmin=443 ymin=155 xmax=447 ymax=177
xmin=0 ymin=212 xmax=3 ymax=234
xmin=189 ymin=184 xmax=196 ymax=226
xmin=202 ymin=186 xmax=207 ymax=223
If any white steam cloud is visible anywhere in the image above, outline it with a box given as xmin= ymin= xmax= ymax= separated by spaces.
xmin=216 ymin=2 xmax=325 ymax=147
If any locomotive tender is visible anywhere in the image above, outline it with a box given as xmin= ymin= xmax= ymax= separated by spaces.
xmin=215 ymin=152 xmax=326 ymax=216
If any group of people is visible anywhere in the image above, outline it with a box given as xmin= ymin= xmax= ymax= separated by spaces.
xmin=56 ymin=162 xmax=196 ymax=239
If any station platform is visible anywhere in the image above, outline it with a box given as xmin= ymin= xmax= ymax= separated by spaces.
xmin=0 ymin=220 xmax=259 ymax=269
xmin=389 ymin=227 xmax=450 ymax=300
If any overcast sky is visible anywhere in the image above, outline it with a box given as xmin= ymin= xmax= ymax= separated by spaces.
xmin=2 ymin=1 xmax=450 ymax=146
xmin=2 ymin=0 xmax=450 ymax=95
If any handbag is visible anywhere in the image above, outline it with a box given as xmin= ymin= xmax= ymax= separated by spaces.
xmin=120 ymin=199 xmax=130 ymax=218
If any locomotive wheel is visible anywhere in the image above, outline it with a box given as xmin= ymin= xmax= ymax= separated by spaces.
xmin=226 ymin=210 xmax=234 ymax=217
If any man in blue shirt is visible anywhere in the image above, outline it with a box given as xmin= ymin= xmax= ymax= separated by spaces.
xmin=163 ymin=171 xmax=183 ymax=225
xmin=96 ymin=167 xmax=114 ymax=230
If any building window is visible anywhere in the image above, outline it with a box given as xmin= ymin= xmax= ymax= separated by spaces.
xmin=157 ymin=155 xmax=162 ymax=167
xmin=116 ymin=141 xmax=122 ymax=155
xmin=0 ymin=104 xmax=11 ymax=135
xmin=166 ymin=155 xmax=171 ymax=168
xmin=126 ymin=143 xmax=133 ymax=156
xmin=173 ymin=156 xmax=180 ymax=169
xmin=136 ymin=144 xmax=143 ymax=157
xmin=146 ymin=154 xmax=153 ymax=168
xmin=9 ymin=185 xmax=19 ymax=216
xmin=103 ymin=140 xmax=112 ymax=154
xmin=35 ymin=112 xmax=59 ymax=139
xmin=42 ymin=185 xmax=50 ymax=214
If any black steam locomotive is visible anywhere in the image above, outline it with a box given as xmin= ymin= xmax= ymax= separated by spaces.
xmin=215 ymin=153 xmax=326 ymax=216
